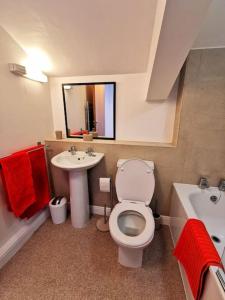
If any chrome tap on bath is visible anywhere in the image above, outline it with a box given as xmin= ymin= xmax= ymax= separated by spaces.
xmin=218 ymin=179 xmax=225 ymax=191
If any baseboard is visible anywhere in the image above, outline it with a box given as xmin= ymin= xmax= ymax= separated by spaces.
xmin=91 ymin=205 xmax=111 ymax=216
xmin=0 ymin=208 xmax=49 ymax=269
xmin=160 ymin=215 xmax=170 ymax=226
xmin=90 ymin=205 xmax=111 ymax=216
xmin=91 ymin=205 xmax=170 ymax=226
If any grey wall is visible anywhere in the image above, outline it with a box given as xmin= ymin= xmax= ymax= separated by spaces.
xmin=47 ymin=48 xmax=225 ymax=216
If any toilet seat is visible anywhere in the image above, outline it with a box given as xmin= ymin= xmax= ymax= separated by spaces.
xmin=109 ymin=201 xmax=155 ymax=248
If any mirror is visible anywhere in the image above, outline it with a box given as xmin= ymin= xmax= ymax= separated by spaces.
xmin=62 ymin=82 xmax=116 ymax=139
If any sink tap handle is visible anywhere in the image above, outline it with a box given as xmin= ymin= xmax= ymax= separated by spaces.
xmin=86 ymin=147 xmax=93 ymax=153
xmin=218 ymin=179 xmax=225 ymax=191
xmin=68 ymin=145 xmax=76 ymax=155
xmin=86 ymin=147 xmax=94 ymax=156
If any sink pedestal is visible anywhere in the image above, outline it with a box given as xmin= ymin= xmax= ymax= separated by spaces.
xmin=51 ymin=150 xmax=104 ymax=229
xmin=69 ymin=170 xmax=90 ymax=228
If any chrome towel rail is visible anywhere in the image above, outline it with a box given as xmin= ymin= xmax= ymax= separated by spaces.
xmin=0 ymin=142 xmax=49 ymax=170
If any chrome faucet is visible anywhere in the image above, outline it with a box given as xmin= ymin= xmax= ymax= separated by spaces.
xmin=68 ymin=145 xmax=76 ymax=155
xmin=86 ymin=147 xmax=95 ymax=157
xmin=199 ymin=177 xmax=209 ymax=189
xmin=218 ymin=179 xmax=225 ymax=191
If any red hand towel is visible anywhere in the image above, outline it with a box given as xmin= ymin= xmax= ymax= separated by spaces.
xmin=0 ymin=152 xmax=36 ymax=217
xmin=18 ymin=146 xmax=51 ymax=218
xmin=173 ymin=219 xmax=223 ymax=300
xmin=71 ymin=130 xmax=89 ymax=135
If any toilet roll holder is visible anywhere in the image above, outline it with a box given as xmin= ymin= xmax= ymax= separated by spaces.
xmin=96 ymin=177 xmax=113 ymax=232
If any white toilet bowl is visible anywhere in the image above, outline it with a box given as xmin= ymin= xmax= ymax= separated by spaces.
xmin=109 ymin=159 xmax=155 ymax=268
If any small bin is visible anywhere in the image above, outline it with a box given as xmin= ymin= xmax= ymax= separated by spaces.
xmin=49 ymin=197 xmax=67 ymax=224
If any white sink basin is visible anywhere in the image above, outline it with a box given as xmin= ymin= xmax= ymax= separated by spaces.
xmin=51 ymin=150 xmax=104 ymax=228
xmin=51 ymin=151 xmax=104 ymax=171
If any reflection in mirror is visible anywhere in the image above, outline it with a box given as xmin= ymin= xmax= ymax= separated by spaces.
xmin=62 ymin=82 xmax=116 ymax=139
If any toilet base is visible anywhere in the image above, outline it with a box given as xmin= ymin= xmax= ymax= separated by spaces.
xmin=118 ymin=246 xmax=143 ymax=268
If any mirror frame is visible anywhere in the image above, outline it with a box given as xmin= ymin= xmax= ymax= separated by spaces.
xmin=62 ymin=82 xmax=116 ymax=140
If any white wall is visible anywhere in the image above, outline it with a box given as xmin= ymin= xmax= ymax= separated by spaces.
xmin=0 ymin=26 xmax=54 ymax=248
xmin=49 ymin=74 xmax=177 ymax=143
xmin=65 ymin=86 xmax=86 ymax=132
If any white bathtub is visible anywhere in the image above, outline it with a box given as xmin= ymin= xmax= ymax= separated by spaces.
xmin=170 ymin=183 xmax=225 ymax=300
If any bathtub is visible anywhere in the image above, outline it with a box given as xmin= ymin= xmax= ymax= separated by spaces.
xmin=170 ymin=183 xmax=225 ymax=300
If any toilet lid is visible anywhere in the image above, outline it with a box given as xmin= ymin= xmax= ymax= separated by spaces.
xmin=115 ymin=159 xmax=155 ymax=206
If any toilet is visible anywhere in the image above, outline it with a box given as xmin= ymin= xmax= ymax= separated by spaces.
xmin=109 ymin=159 xmax=155 ymax=268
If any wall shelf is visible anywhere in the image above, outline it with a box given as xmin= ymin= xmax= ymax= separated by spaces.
xmin=45 ymin=138 xmax=175 ymax=148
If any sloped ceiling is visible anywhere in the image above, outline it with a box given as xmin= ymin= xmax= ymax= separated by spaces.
xmin=145 ymin=0 xmax=212 ymax=101
xmin=193 ymin=0 xmax=225 ymax=49
xmin=0 ymin=0 xmax=158 ymax=76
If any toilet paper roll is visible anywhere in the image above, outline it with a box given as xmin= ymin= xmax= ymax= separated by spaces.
xmin=99 ymin=178 xmax=111 ymax=193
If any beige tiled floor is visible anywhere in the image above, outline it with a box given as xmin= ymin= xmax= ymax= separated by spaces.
xmin=0 ymin=217 xmax=185 ymax=300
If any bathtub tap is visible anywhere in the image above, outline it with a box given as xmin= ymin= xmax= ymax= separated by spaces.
xmin=199 ymin=177 xmax=209 ymax=189
xmin=218 ymin=179 xmax=225 ymax=192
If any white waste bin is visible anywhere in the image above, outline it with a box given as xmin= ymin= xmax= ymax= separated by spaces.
xmin=49 ymin=197 xmax=67 ymax=224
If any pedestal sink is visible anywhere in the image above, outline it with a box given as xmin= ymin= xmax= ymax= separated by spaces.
xmin=51 ymin=150 xmax=104 ymax=228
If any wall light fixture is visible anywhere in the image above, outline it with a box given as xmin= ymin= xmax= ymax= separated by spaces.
xmin=9 ymin=63 xmax=48 ymax=83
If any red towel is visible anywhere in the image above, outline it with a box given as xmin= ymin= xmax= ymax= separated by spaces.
xmin=0 ymin=152 xmax=36 ymax=217
xmin=15 ymin=146 xmax=51 ymax=218
xmin=173 ymin=219 xmax=223 ymax=300
xmin=71 ymin=130 xmax=89 ymax=135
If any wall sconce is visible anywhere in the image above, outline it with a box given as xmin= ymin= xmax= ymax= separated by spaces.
xmin=9 ymin=63 xmax=48 ymax=83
